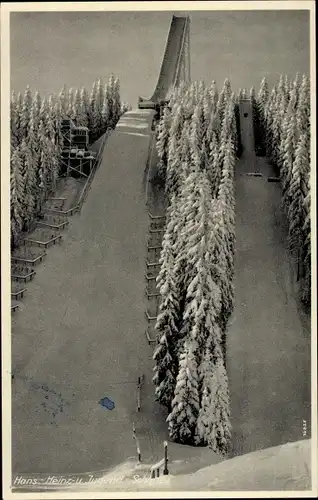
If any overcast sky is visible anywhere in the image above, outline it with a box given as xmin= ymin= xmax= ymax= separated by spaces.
xmin=10 ymin=10 xmax=310 ymax=107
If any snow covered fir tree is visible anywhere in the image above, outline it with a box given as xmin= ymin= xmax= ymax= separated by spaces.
xmin=10 ymin=76 xmax=131 ymax=248
xmin=152 ymin=74 xmax=311 ymax=456
xmin=153 ymin=79 xmax=236 ymax=455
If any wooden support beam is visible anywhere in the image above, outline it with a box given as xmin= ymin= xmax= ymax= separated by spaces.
xmin=148 ymin=213 xmax=166 ymax=220
xmin=149 ymin=228 xmax=165 ymax=234
xmin=145 ymin=274 xmax=157 ymax=281
xmin=24 ymin=234 xmax=62 ymax=248
xmin=145 ymin=259 xmax=160 ymax=267
xmin=11 ymin=270 xmax=36 ymax=283
xmin=11 ymin=287 xmax=27 ymax=300
xmin=145 ymin=290 xmax=161 ymax=298
xmin=44 ymin=206 xmax=78 ymax=216
xmin=12 ymin=252 xmax=46 ymax=266
xmin=150 ymin=458 xmax=165 ymax=472
xmin=145 ymin=311 xmax=157 ymax=321
xmin=150 ymin=456 xmax=168 ymax=479
xmin=37 ymin=220 xmax=69 ymax=230
xmin=145 ymin=329 xmax=157 ymax=345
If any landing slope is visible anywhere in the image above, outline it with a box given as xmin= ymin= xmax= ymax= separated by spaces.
xmin=227 ymin=152 xmax=311 ymax=456
xmin=12 ymin=110 xmax=170 ymax=474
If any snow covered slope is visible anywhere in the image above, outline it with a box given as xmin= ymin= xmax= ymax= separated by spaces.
xmin=11 ymin=110 xmax=170 ymax=474
xmin=33 ymin=439 xmax=312 ymax=493
xmin=227 ymin=115 xmax=311 ymax=456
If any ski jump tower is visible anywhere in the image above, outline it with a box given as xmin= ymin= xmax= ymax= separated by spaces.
xmin=138 ymin=15 xmax=191 ymax=111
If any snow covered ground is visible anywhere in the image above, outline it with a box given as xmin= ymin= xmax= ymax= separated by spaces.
xmin=11 ymin=111 xmax=311 ymax=478
xmin=74 ymin=438 xmax=312 ymax=492
xmin=11 ymin=110 xmax=175 ymax=474
xmin=18 ymin=439 xmax=311 ymax=493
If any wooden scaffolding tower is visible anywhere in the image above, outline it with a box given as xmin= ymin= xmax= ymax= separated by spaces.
xmin=60 ymin=119 xmax=96 ymax=177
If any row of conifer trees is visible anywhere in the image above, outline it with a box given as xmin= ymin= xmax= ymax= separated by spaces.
xmin=152 ymin=79 xmax=236 ymax=455
xmin=253 ymin=74 xmax=311 ymax=307
xmin=10 ymin=76 xmax=130 ymax=247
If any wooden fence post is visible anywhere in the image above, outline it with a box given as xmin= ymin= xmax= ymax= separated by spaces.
xmin=137 ymin=384 xmax=141 ymax=412
xmin=163 ymin=441 xmax=169 ymax=475
xmin=137 ymin=375 xmax=144 ymax=412
xmin=132 ymin=422 xmax=141 ymax=463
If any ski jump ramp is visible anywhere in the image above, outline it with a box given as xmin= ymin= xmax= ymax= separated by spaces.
xmin=139 ymin=15 xmax=190 ymax=108
xmin=12 ymin=17 xmax=192 ymax=475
